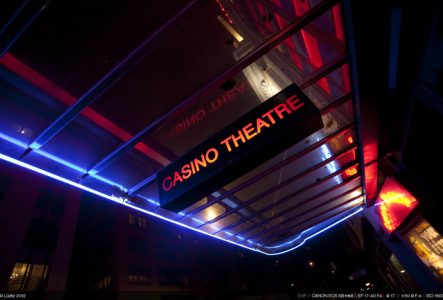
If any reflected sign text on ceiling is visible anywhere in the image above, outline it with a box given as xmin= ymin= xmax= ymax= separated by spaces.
xmin=158 ymin=83 xmax=323 ymax=212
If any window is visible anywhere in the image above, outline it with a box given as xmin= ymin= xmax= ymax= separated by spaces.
xmin=158 ymin=228 xmax=181 ymax=240
xmin=157 ymin=244 xmax=190 ymax=263
xmin=128 ymin=266 xmax=150 ymax=285
xmin=127 ymin=238 xmax=149 ymax=255
xmin=36 ymin=189 xmax=65 ymax=215
xmin=436 ymin=67 xmax=443 ymax=96
xmin=0 ymin=175 xmax=10 ymax=201
xmin=7 ymin=263 xmax=49 ymax=292
xmin=97 ymin=275 xmax=111 ymax=290
xmin=97 ymin=240 xmax=112 ymax=258
xmin=158 ymin=268 xmax=191 ymax=287
xmin=97 ymin=217 xmax=113 ymax=236
xmin=128 ymin=213 xmax=147 ymax=229
xmin=23 ymin=218 xmax=59 ymax=250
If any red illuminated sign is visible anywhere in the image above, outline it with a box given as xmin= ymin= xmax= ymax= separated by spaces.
xmin=161 ymin=147 xmax=219 ymax=192
xmin=158 ymin=84 xmax=323 ymax=212
xmin=376 ymin=177 xmax=418 ymax=232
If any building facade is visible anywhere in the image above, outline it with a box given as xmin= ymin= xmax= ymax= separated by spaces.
xmin=0 ymin=0 xmax=442 ymax=297
xmin=0 ymin=162 xmax=81 ymax=293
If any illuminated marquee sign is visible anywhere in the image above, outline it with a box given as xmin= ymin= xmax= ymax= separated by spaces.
xmin=158 ymin=84 xmax=323 ymax=212
xmin=375 ymin=177 xmax=418 ymax=232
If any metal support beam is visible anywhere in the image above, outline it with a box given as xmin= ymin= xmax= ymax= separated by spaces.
xmin=25 ymin=0 xmax=208 ymax=152
xmin=256 ymin=199 xmax=362 ymax=245
xmin=256 ymin=0 xmax=293 ymax=21
xmin=388 ymin=7 xmax=402 ymax=89
xmin=299 ymin=54 xmax=347 ymax=90
xmin=127 ymin=173 xmax=157 ymax=196
xmin=181 ymin=112 xmax=353 ymax=219
xmin=216 ymin=174 xmax=360 ymax=235
xmin=84 ymin=0 xmax=340 ymax=175
xmin=242 ymin=185 xmax=361 ymax=240
xmin=256 ymin=0 xmax=344 ymax=52
xmin=343 ymin=0 xmax=368 ymax=205
xmin=197 ymin=147 xmax=358 ymax=229
xmin=0 ymin=0 xmax=49 ymax=58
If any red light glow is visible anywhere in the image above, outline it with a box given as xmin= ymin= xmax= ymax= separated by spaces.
xmin=376 ymin=178 xmax=418 ymax=232
xmin=344 ymin=167 xmax=358 ymax=176
xmin=364 ymin=141 xmax=379 ymax=203
xmin=291 ymin=0 xmax=331 ymax=94
xmin=0 ymin=53 xmax=170 ymax=166
xmin=215 ymin=0 xmax=233 ymax=24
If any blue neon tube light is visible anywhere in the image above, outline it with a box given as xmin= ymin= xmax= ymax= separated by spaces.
xmin=0 ymin=132 xmax=364 ymax=255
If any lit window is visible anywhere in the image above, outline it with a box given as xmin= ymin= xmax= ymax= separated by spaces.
xmin=128 ymin=214 xmax=136 ymax=225
xmin=7 ymin=263 xmax=49 ymax=292
xmin=138 ymin=217 xmax=146 ymax=229
xmin=97 ymin=275 xmax=111 ymax=290
xmin=128 ymin=214 xmax=147 ymax=229
xmin=128 ymin=266 xmax=150 ymax=285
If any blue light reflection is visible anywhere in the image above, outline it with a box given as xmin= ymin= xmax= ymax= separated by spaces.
xmin=0 ymin=131 xmax=364 ymax=255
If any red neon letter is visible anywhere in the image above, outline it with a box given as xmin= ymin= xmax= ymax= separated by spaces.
xmin=206 ymin=147 xmax=219 ymax=163
xmin=231 ymin=130 xmax=246 ymax=148
xmin=194 ymin=154 xmax=207 ymax=172
xmin=173 ymin=171 xmax=183 ymax=187
xmin=274 ymin=103 xmax=292 ymax=120
xmin=256 ymin=117 xmax=270 ymax=134
xmin=262 ymin=110 xmax=276 ymax=124
xmin=286 ymin=95 xmax=304 ymax=112
xmin=234 ymin=82 xmax=245 ymax=94
xmin=181 ymin=164 xmax=192 ymax=180
xmin=162 ymin=176 xmax=173 ymax=191
xmin=220 ymin=136 xmax=233 ymax=152
xmin=242 ymin=123 xmax=257 ymax=140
